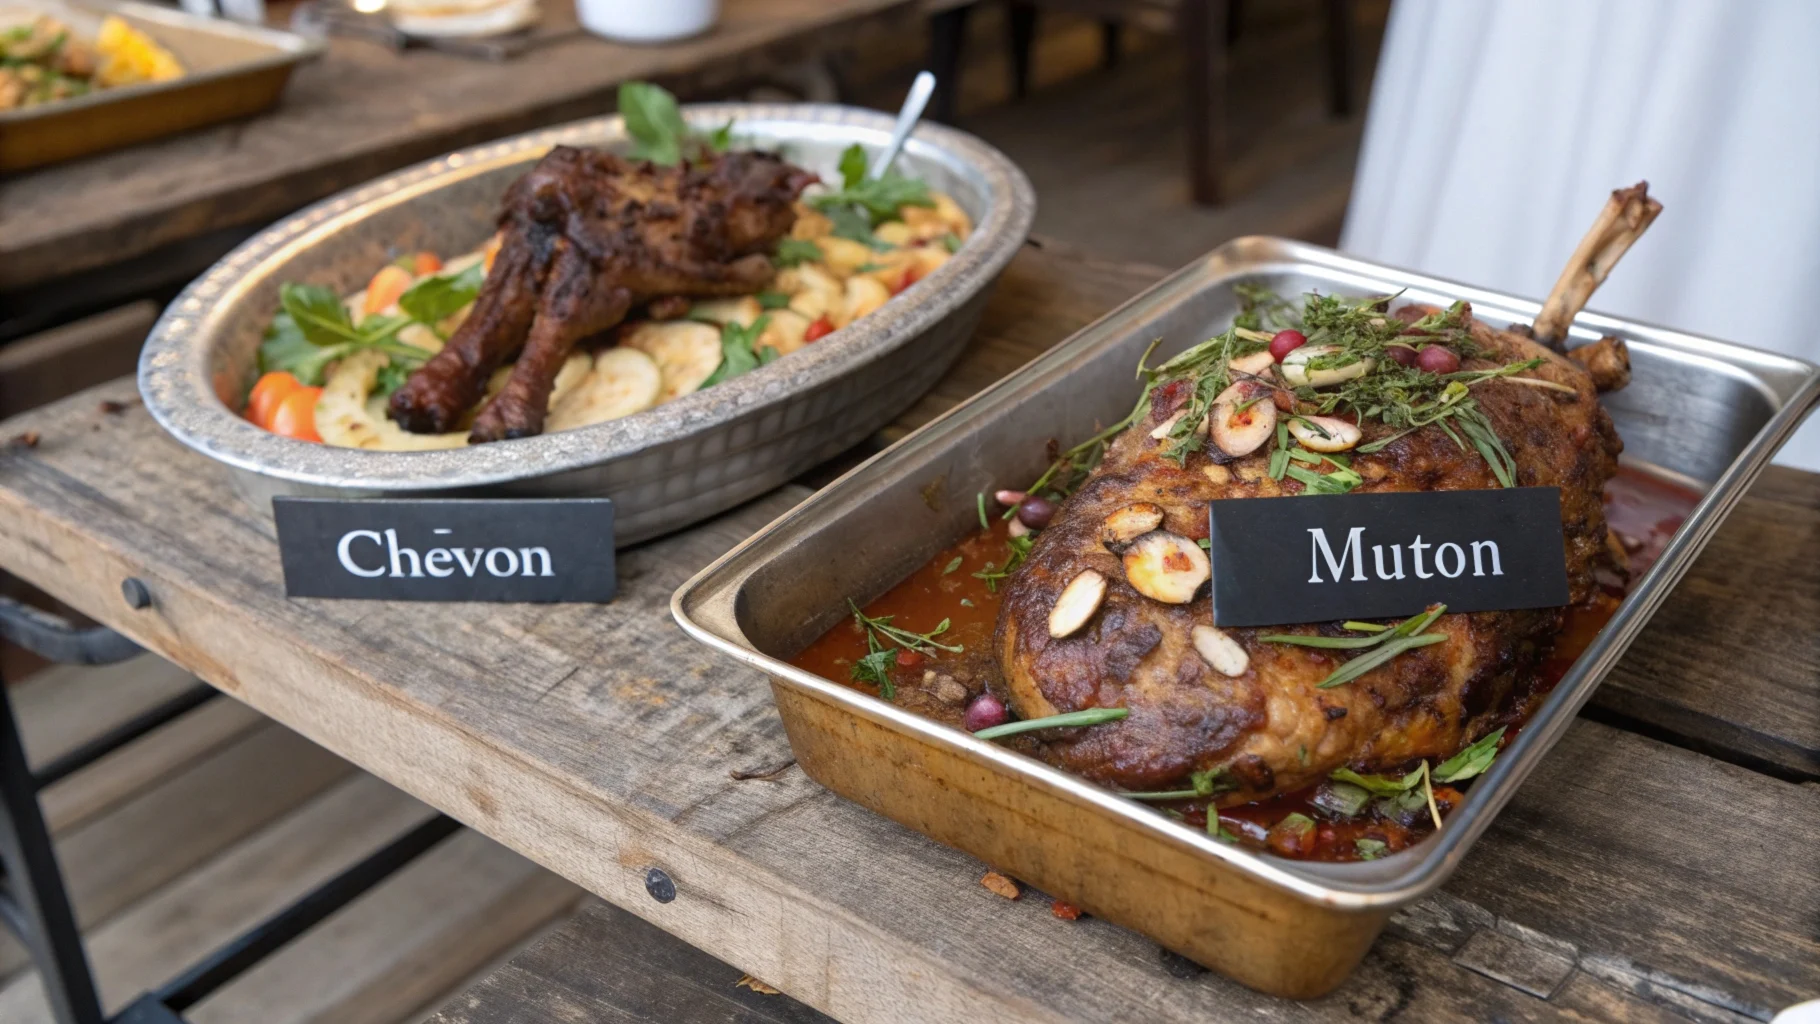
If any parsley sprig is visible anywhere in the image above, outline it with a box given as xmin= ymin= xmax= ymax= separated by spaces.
xmin=701 ymin=316 xmax=778 ymax=387
xmin=619 ymin=81 xmax=732 ymax=166
xmin=257 ymin=283 xmax=432 ymax=387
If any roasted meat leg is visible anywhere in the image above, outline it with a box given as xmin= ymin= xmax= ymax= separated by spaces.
xmin=994 ymin=188 xmax=1655 ymax=802
xmin=388 ymin=145 xmax=815 ymax=441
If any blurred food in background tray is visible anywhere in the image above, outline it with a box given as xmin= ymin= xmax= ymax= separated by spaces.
xmin=0 ymin=8 xmax=182 ymax=110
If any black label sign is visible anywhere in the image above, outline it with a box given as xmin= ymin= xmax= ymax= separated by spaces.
xmin=273 ymin=497 xmax=616 ymax=603
xmin=1206 ymin=487 xmax=1569 ymax=627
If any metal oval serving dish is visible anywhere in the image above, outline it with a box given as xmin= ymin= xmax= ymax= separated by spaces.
xmin=138 ymin=104 xmax=1035 ymax=544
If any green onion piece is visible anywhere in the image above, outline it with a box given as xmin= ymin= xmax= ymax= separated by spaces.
xmin=973 ymin=707 xmax=1129 ymax=740
xmin=1341 ymin=621 xmax=1390 ymax=633
xmin=942 ymin=556 xmax=963 ymax=575
xmin=1355 ymin=838 xmax=1388 ymax=860
xmin=1263 ymin=604 xmax=1445 ymax=651
xmin=976 ymin=491 xmax=988 ymax=530
xmin=1122 ymin=789 xmax=1203 ymax=802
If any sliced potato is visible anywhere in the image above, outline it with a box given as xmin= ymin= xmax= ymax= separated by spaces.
xmin=546 ymin=351 xmax=592 ymax=408
xmin=759 ymin=309 xmax=812 ymax=356
xmin=873 ymin=221 xmax=916 ymax=247
xmin=690 ymin=295 xmax=763 ymax=327
xmin=790 ymin=203 xmax=832 ymax=240
xmin=839 ymin=275 xmax=890 ymax=327
xmin=621 ymin=320 xmax=723 ymax=402
xmin=316 ymin=351 xmax=468 ymax=451
xmin=547 ymin=347 xmax=662 ymax=431
xmin=817 ymin=236 xmax=878 ymax=277
xmin=784 ymin=264 xmax=843 ymax=323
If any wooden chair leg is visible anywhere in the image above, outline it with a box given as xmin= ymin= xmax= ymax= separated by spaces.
xmin=928 ymin=5 xmax=972 ymax=123
xmin=1180 ymin=0 xmax=1229 ymax=206
xmin=1323 ymin=0 xmax=1354 ymax=117
xmin=1007 ymin=0 xmax=1037 ymax=99
xmin=1099 ymin=19 xmax=1122 ymax=68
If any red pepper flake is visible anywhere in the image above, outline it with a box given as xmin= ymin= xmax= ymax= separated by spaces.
xmin=979 ymin=871 xmax=1020 ymax=900
xmin=1051 ymin=900 xmax=1082 ymax=921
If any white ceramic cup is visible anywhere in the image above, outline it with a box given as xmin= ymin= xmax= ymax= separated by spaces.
xmin=575 ymin=0 xmax=718 ymax=43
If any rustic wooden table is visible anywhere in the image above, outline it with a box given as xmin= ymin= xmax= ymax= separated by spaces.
xmin=0 ymin=0 xmax=917 ymax=296
xmin=0 ymin=243 xmax=1814 ymax=1024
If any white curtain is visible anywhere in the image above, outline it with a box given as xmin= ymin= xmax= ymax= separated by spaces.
xmin=1342 ymin=0 xmax=1820 ymax=470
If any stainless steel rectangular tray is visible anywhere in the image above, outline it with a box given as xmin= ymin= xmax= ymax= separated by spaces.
xmin=0 ymin=0 xmax=321 ymax=171
xmin=672 ymin=237 xmax=1820 ymax=997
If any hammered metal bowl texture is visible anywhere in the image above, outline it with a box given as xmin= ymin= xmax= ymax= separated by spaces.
xmin=139 ymin=104 xmax=1035 ymax=544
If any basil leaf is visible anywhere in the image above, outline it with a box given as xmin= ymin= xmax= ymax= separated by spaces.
xmin=1434 ymin=726 xmax=1506 ymax=783
xmin=619 ymin=81 xmax=688 ymax=166
xmin=279 ymin=283 xmax=361 ymax=347
xmin=398 ymin=262 xmax=484 ymax=325
xmin=837 ymin=142 xmax=868 ymax=189
xmin=773 ymin=238 xmax=824 ymax=268
xmin=701 ymin=315 xmax=772 ymax=387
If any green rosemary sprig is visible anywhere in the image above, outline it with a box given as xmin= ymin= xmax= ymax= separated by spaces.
xmin=972 ymin=707 xmax=1129 ymax=740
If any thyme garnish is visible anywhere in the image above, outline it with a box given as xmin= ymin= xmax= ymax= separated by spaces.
xmin=972 ymin=533 xmax=1033 ymax=592
xmin=846 ymin=599 xmax=963 ymax=700
xmin=1261 ymin=604 xmax=1445 ymax=650
xmin=1119 ymin=767 xmax=1232 ymax=802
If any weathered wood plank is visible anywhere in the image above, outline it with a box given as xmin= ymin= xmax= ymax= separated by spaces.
xmin=1592 ymin=465 xmax=1820 ymax=778
xmin=0 ymin=302 xmax=158 ymax=418
xmin=0 ymin=249 xmax=1811 ymax=1023
xmin=0 ymin=720 xmax=355 ymax=981
xmin=188 ymin=830 xmax=580 ymax=1024
xmin=0 ymin=774 xmax=433 ymax=1019
xmin=0 ymin=0 xmax=918 ymax=291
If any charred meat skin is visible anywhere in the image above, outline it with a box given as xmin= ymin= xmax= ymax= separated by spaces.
xmin=388 ymin=146 xmax=815 ymax=441
xmin=994 ymin=312 xmax=1624 ymax=800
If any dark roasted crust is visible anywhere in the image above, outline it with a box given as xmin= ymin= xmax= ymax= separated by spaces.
xmin=994 ymin=310 xmax=1623 ymax=799
xmin=388 ymin=146 xmax=815 ymax=439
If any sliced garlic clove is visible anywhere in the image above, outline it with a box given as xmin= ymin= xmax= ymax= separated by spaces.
xmin=1280 ymin=345 xmax=1375 ymax=388
xmin=1122 ymin=531 xmax=1210 ymax=604
xmin=1191 ymin=625 xmax=1250 ymax=677
xmin=1100 ymin=502 xmax=1165 ymax=551
xmin=1287 ymin=414 xmax=1363 ymax=453
xmin=1227 ymin=349 xmax=1276 ymax=377
xmin=1209 ymin=393 xmax=1277 ymax=457
xmin=1048 ymin=569 xmax=1107 ymax=638
xmin=1148 ymin=410 xmax=1210 ymax=441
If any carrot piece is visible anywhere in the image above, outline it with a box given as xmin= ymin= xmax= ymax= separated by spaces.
xmin=245 ymin=371 xmax=301 ymax=429
xmin=268 ymin=386 xmax=322 ymax=442
xmin=412 ymin=251 xmax=443 ymax=275
xmin=363 ymin=265 xmax=413 ymax=316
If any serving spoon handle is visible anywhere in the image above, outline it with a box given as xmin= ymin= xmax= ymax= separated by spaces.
xmin=870 ymin=70 xmax=936 ymax=179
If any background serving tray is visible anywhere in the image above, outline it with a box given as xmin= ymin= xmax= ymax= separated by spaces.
xmin=138 ymin=104 xmax=1036 ymax=545
xmin=673 ymin=237 xmax=1820 ymax=997
xmin=0 ymin=0 xmax=321 ymax=171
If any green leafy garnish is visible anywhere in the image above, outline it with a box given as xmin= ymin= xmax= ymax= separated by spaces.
xmin=1121 ymin=767 xmax=1234 ymax=802
xmin=1355 ymin=838 xmax=1388 ymax=860
xmin=1261 ymin=604 xmax=1444 ymax=650
xmin=1332 ymin=761 xmax=1442 ymax=828
xmin=846 ymin=599 xmax=964 ymax=701
xmin=807 ymin=142 xmax=932 ymax=251
xmin=942 ymin=556 xmax=963 ymax=575
xmin=618 ymin=81 xmax=731 ymax=166
xmin=972 ymin=707 xmax=1128 ymax=740
xmin=701 ymin=316 xmax=774 ymax=387
xmin=373 ymin=359 xmax=412 ymax=398
xmin=850 ymin=645 xmax=899 ymax=699
xmin=940 ymin=232 xmax=963 ymax=253
xmin=971 ymin=533 xmax=1033 ymax=592
xmin=1311 ymin=780 xmax=1372 ymax=818
xmin=397 ymin=262 xmax=485 ymax=327
xmin=756 ymin=290 xmax=792 ymax=310
xmin=1434 ymin=727 xmax=1506 ymax=783
xmin=256 ymin=284 xmax=428 ymax=386
xmin=773 ymin=238 xmax=824 ymax=268
xmin=976 ymin=492 xmax=989 ymax=530
xmin=1315 ymin=633 xmax=1448 ymax=689
xmin=1261 ymin=605 xmax=1448 ymax=689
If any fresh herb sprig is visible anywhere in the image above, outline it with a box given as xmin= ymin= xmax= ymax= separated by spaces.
xmin=847 ymin=599 xmax=964 ymax=700
xmin=619 ymin=81 xmax=733 ymax=166
xmin=972 ymin=707 xmax=1128 ymax=740
xmin=972 ymin=533 xmax=1033 ymax=592
xmin=808 ymin=143 xmax=934 ymax=248
xmin=701 ymin=316 xmax=778 ymax=387
xmin=257 ymin=283 xmax=431 ymax=386
xmin=1120 ymin=767 xmax=1233 ymax=802
xmin=1327 ymin=726 xmax=1506 ymax=831
xmin=1260 ymin=603 xmax=1448 ymax=689
xmin=773 ymin=238 xmax=824 ymax=268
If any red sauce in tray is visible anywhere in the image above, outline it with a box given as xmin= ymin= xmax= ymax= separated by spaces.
xmin=790 ymin=466 xmax=1700 ymax=861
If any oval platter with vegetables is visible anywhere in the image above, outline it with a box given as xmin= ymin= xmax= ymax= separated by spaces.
xmin=242 ymin=82 xmax=974 ymax=449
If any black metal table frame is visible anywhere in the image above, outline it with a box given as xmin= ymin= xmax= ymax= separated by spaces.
xmin=0 ymin=584 xmax=459 ymax=1024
